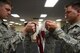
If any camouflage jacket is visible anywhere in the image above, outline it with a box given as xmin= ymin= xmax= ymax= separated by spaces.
xmin=44 ymin=31 xmax=62 ymax=53
xmin=54 ymin=21 xmax=80 ymax=53
xmin=0 ymin=19 xmax=24 ymax=53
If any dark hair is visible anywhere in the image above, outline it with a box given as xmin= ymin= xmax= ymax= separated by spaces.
xmin=0 ymin=0 xmax=12 ymax=7
xmin=66 ymin=2 xmax=80 ymax=12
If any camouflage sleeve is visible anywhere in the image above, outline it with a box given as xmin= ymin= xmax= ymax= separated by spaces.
xmin=0 ymin=32 xmax=3 ymax=42
xmin=54 ymin=28 xmax=78 ymax=44
xmin=45 ymin=31 xmax=50 ymax=37
xmin=10 ymin=32 xmax=25 ymax=51
xmin=54 ymin=28 xmax=80 ymax=52
xmin=0 ymin=32 xmax=10 ymax=53
xmin=10 ymin=32 xmax=25 ymax=44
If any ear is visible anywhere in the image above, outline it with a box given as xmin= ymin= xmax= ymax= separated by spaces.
xmin=77 ymin=10 xmax=80 ymax=16
xmin=77 ymin=10 xmax=80 ymax=13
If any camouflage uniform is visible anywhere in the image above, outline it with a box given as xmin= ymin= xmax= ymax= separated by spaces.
xmin=0 ymin=19 xmax=24 ymax=53
xmin=15 ymin=33 xmax=39 ymax=53
xmin=54 ymin=21 xmax=80 ymax=53
xmin=44 ymin=31 xmax=62 ymax=53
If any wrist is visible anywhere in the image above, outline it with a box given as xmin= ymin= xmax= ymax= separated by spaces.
xmin=21 ymin=27 xmax=28 ymax=35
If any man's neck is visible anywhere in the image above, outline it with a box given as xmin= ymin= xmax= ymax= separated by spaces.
xmin=70 ymin=17 xmax=80 ymax=25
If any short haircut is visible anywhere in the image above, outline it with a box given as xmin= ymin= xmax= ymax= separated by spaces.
xmin=0 ymin=0 xmax=12 ymax=7
xmin=65 ymin=2 xmax=80 ymax=12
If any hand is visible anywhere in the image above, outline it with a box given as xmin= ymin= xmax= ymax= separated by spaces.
xmin=45 ymin=20 xmax=58 ymax=31
xmin=21 ymin=21 xmax=37 ymax=34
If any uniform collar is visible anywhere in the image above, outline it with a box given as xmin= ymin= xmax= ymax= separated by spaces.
xmin=68 ymin=20 xmax=80 ymax=30
xmin=0 ymin=19 xmax=3 ymax=24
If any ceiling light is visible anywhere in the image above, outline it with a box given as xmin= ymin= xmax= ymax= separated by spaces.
xmin=10 ymin=21 xmax=14 ymax=23
xmin=9 ymin=24 xmax=12 ymax=25
xmin=3 ymin=19 xmax=7 ymax=21
xmin=19 ymin=24 xmax=22 ymax=25
xmin=11 ymin=14 xmax=20 ymax=17
xmin=44 ymin=0 xmax=59 ymax=7
xmin=40 ymin=14 xmax=47 ymax=17
xmin=24 ymin=21 xmax=27 ymax=23
xmin=20 ymin=19 xmax=25 ymax=21
xmin=38 ymin=21 xmax=42 ymax=24
xmin=56 ymin=19 xmax=62 ymax=21
xmin=39 ymin=19 xmax=44 ymax=22
xmin=15 ymin=23 xmax=19 ymax=25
